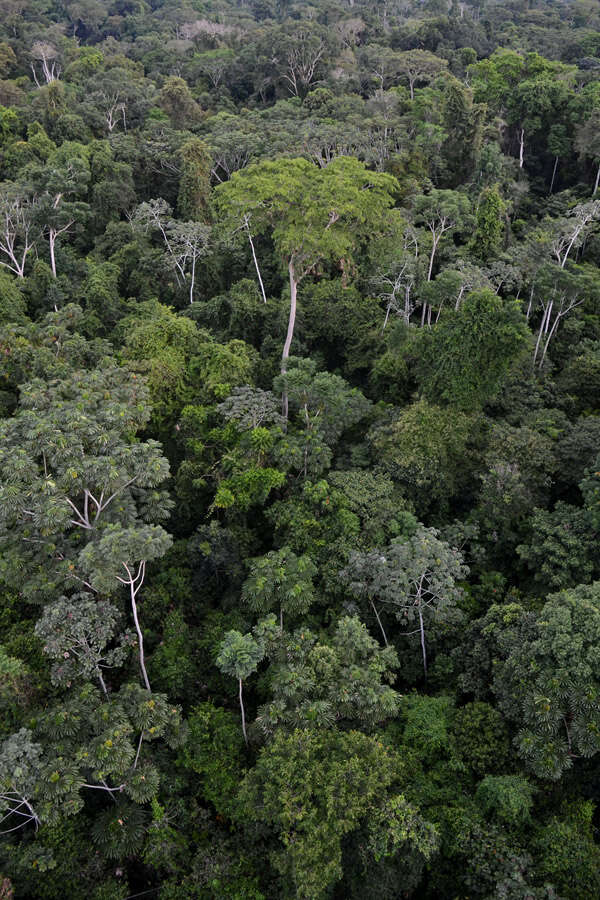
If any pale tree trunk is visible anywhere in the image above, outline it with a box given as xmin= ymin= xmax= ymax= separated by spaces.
xmin=538 ymin=298 xmax=583 ymax=369
xmin=427 ymin=235 xmax=439 ymax=282
xmin=189 ymin=252 xmax=196 ymax=304
xmin=382 ymin=300 xmax=393 ymax=331
xmin=47 ymin=220 xmax=73 ymax=279
xmin=540 ymin=314 xmax=561 ymax=369
xmin=418 ymin=605 xmax=427 ymax=678
xmin=371 ymin=599 xmax=388 ymax=646
xmin=549 ymin=155 xmax=559 ymax=194
xmin=244 ymin=217 xmax=267 ymax=303
xmin=130 ymin=572 xmax=151 ymax=691
xmin=525 ymin=283 xmax=535 ymax=321
xmin=518 ymin=129 xmax=525 ymax=169
xmin=239 ymin=678 xmax=248 ymax=746
xmin=533 ymin=302 xmax=551 ymax=367
xmin=594 ymin=161 xmax=600 ymax=196
xmin=117 ymin=561 xmax=151 ymax=692
xmin=49 ymin=230 xmax=57 ymax=278
xmin=96 ymin=667 xmax=108 ymax=698
xmin=455 ymin=284 xmax=466 ymax=311
xmin=404 ymin=284 xmax=412 ymax=325
xmin=281 ymin=258 xmax=298 ymax=421
xmin=544 ymin=299 xmax=554 ymax=334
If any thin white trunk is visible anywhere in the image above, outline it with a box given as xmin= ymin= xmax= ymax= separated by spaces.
xmin=544 ymin=299 xmax=554 ymax=333
xmin=382 ymin=300 xmax=392 ymax=331
xmin=281 ymin=259 xmax=298 ymax=421
xmin=549 ymin=155 xmax=559 ymax=194
xmin=133 ymin=731 xmax=144 ymax=769
xmin=518 ymin=128 xmax=525 ymax=169
xmin=118 ymin=561 xmax=151 ymax=692
xmin=540 ymin=312 xmax=561 ymax=368
xmin=239 ymin=678 xmax=248 ymax=746
xmin=49 ymin=230 xmax=56 ymax=278
xmin=418 ymin=605 xmax=427 ymax=678
xmin=594 ymin=161 xmax=600 ymax=196
xmin=404 ymin=284 xmax=412 ymax=325
xmin=97 ymin=669 xmax=108 ymax=698
xmin=189 ymin=251 xmax=195 ymax=304
xmin=533 ymin=303 xmax=550 ymax=366
xmin=131 ymin=584 xmax=151 ymax=692
xmin=427 ymin=235 xmax=439 ymax=282
xmin=526 ymin=284 xmax=534 ymax=321
xmin=371 ymin=599 xmax=388 ymax=646
xmin=244 ymin=218 xmax=267 ymax=303
xmin=561 ymin=230 xmax=583 ymax=268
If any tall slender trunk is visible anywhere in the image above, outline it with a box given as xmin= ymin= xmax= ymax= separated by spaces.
xmin=544 ymin=299 xmax=554 ymax=333
xmin=245 ymin=219 xmax=267 ymax=303
xmin=404 ymin=284 xmax=412 ymax=325
xmin=540 ymin=306 xmax=564 ymax=368
xmin=49 ymin=230 xmax=57 ymax=278
xmin=526 ymin=283 xmax=535 ymax=321
xmin=121 ymin=561 xmax=152 ymax=693
xmin=427 ymin=236 xmax=438 ymax=282
xmin=549 ymin=155 xmax=559 ymax=194
xmin=382 ymin=300 xmax=392 ymax=331
xmin=518 ymin=129 xmax=525 ymax=169
xmin=131 ymin=588 xmax=151 ymax=692
xmin=97 ymin=669 xmax=108 ymax=698
xmin=371 ymin=599 xmax=388 ymax=646
xmin=189 ymin=252 xmax=196 ymax=304
xmin=418 ymin=606 xmax=427 ymax=678
xmin=560 ymin=224 xmax=586 ymax=267
xmin=281 ymin=259 xmax=298 ymax=421
xmin=594 ymin=161 xmax=600 ymax=197
xmin=533 ymin=303 xmax=551 ymax=367
xmin=239 ymin=678 xmax=248 ymax=746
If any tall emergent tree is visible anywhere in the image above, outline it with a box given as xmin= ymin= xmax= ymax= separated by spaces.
xmin=215 ymin=157 xmax=397 ymax=417
xmin=342 ymin=526 xmax=467 ymax=675
xmin=216 ymin=629 xmax=265 ymax=746
xmin=0 ymin=365 xmax=173 ymax=689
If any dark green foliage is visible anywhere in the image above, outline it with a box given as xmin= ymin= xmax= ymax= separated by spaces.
xmin=452 ymin=702 xmax=511 ymax=775
xmin=417 ymin=290 xmax=529 ymax=410
xmin=532 ymin=801 xmax=600 ymax=899
xmin=475 ymin=775 xmax=534 ymax=825
xmin=517 ymin=502 xmax=598 ymax=592
xmin=255 ymin=616 xmax=400 ymax=736
xmin=472 ymin=185 xmax=506 ymax=259
xmin=237 ymin=728 xmax=436 ymax=899
xmin=1 ymin=3 xmax=600 ymax=897
xmin=91 ymin=803 xmax=148 ymax=859
xmin=181 ymin=703 xmax=246 ymax=816
xmin=368 ymin=399 xmax=475 ymax=510
xmin=148 ymin=610 xmax=197 ymax=702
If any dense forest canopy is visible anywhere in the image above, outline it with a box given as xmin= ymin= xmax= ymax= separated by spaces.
xmin=2 ymin=0 xmax=600 ymax=897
